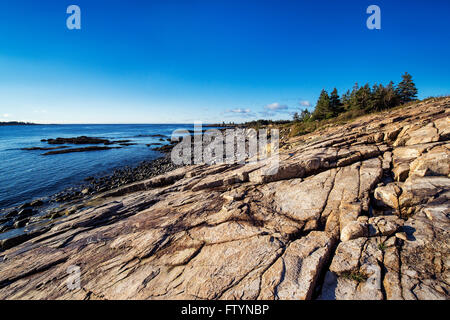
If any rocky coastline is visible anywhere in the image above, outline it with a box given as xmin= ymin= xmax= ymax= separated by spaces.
xmin=0 ymin=153 xmax=180 ymax=237
xmin=0 ymin=97 xmax=449 ymax=300
xmin=0 ymin=131 xmax=223 ymax=239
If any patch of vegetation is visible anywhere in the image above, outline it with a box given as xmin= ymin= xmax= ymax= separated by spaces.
xmin=308 ymin=72 xmax=418 ymax=122
xmin=378 ymin=242 xmax=387 ymax=252
xmin=241 ymin=73 xmax=442 ymax=140
xmin=342 ymin=271 xmax=368 ymax=283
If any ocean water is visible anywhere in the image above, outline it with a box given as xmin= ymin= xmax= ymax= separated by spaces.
xmin=0 ymin=124 xmax=198 ymax=210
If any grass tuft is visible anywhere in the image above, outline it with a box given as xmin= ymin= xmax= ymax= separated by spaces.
xmin=342 ymin=271 xmax=368 ymax=283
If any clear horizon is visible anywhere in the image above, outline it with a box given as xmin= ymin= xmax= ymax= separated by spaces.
xmin=1 ymin=0 xmax=450 ymax=124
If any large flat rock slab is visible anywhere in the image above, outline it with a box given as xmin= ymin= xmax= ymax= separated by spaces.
xmin=1 ymin=98 xmax=449 ymax=300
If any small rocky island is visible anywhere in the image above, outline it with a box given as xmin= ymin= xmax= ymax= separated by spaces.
xmin=22 ymin=136 xmax=148 ymax=155
xmin=0 ymin=97 xmax=449 ymax=300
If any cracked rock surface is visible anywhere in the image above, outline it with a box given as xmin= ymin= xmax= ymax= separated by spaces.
xmin=0 ymin=98 xmax=449 ymax=300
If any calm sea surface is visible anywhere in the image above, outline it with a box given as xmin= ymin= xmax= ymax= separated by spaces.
xmin=0 ymin=124 xmax=198 ymax=209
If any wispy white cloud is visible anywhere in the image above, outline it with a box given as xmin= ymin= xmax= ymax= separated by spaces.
xmin=222 ymin=108 xmax=256 ymax=120
xmin=299 ymin=100 xmax=311 ymax=107
xmin=2 ymin=113 xmax=10 ymax=118
xmin=264 ymin=102 xmax=288 ymax=111
xmin=221 ymin=99 xmax=312 ymax=122
xmin=226 ymin=108 xmax=252 ymax=114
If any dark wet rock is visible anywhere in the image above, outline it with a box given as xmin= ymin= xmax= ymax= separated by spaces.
xmin=50 ymin=211 xmax=65 ymax=219
xmin=0 ymin=234 xmax=32 ymax=251
xmin=18 ymin=203 xmax=31 ymax=209
xmin=13 ymin=218 xmax=29 ymax=229
xmin=42 ymin=146 xmax=121 ymax=155
xmin=36 ymin=137 xmax=136 ymax=151
xmin=149 ymin=134 xmax=167 ymax=138
xmin=0 ymin=221 xmax=14 ymax=233
xmin=0 ymin=228 xmax=49 ymax=251
xmin=30 ymin=200 xmax=44 ymax=207
xmin=21 ymin=146 xmax=69 ymax=151
xmin=17 ymin=208 xmax=33 ymax=218
xmin=42 ymin=136 xmax=110 ymax=145
xmin=152 ymin=144 xmax=174 ymax=153
xmin=4 ymin=210 xmax=18 ymax=219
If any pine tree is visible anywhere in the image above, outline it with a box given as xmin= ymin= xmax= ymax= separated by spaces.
xmin=370 ymin=83 xmax=386 ymax=111
xmin=397 ymin=72 xmax=418 ymax=104
xmin=329 ymin=88 xmax=343 ymax=116
xmin=312 ymin=89 xmax=331 ymax=120
xmin=300 ymin=109 xmax=311 ymax=122
xmin=352 ymin=83 xmax=372 ymax=111
xmin=341 ymin=89 xmax=351 ymax=111
xmin=347 ymin=83 xmax=360 ymax=110
xmin=292 ymin=112 xmax=300 ymax=122
xmin=385 ymin=81 xmax=399 ymax=109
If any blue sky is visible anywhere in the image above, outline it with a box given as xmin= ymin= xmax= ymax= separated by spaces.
xmin=0 ymin=0 xmax=449 ymax=124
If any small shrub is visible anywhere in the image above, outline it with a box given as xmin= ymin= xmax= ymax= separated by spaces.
xmin=342 ymin=271 xmax=368 ymax=283
xmin=378 ymin=242 xmax=387 ymax=252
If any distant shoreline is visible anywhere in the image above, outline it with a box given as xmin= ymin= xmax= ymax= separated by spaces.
xmin=0 ymin=122 xmax=239 ymax=126
xmin=0 ymin=121 xmax=41 ymax=126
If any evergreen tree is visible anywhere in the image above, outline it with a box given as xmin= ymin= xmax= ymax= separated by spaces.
xmin=341 ymin=89 xmax=352 ymax=111
xmin=347 ymin=83 xmax=360 ymax=110
xmin=397 ymin=72 xmax=418 ymax=103
xmin=312 ymin=89 xmax=331 ymax=120
xmin=352 ymin=83 xmax=372 ymax=111
xmin=385 ymin=81 xmax=399 ymax=109
xmin=300 ymin=109 xmax=311 ymax=122
xmin=362 ymin=84 xmax=374 ymax=111
xmin=329 ymin=88 xmax=343 ymax=116
xmin=370 ymin=83 xmax=386 ymax=111
xmin=292 ymin=112 xmax=300 ymax=122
